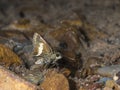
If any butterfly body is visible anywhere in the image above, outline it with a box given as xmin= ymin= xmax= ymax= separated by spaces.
xmin=32 ymin=33 xmax=62 ymax=68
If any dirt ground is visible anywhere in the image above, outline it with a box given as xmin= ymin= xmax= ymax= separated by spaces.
xmin=0 ymin=0 xmax=120 ymax=90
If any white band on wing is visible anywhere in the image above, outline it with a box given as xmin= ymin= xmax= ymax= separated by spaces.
xmin=35 ymin=43 xmax=44 ymax=56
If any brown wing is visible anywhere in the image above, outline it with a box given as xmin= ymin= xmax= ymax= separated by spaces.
xmin=33 ymin=33 xmax=52 ymax=56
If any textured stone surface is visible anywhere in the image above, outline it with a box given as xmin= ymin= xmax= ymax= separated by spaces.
xmin=96 ymin=65 xmax=120 ymax=77
xmin=0 ymin=44 xmax=22 ymax=67
xmin=40 ymin=71 xmax=69 ymax=90
xmin=0 ymin=66 xmax=39 ymax=90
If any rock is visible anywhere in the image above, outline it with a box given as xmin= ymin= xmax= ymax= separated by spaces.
xmin=0 ymin=66 xmax=39 ymax=90
xmin=103 ymin=87 xmax=112 ymax=90
xmin=96 ymin=65 xmax=120 ymax=77
xmin=87 ymin=83 xmax=102 ymax=90
xmin=3 ymin=19 xmax=32 ymax=31
xmin=113 ymin=71 xmax=120 ymax=85
xmin=97 ymin=77 xmax=112 ymax=84
xmin=0 ymin=30 xmax=29 ymax=41
xmin=105 ymin=80 xmax=115 ymax=88
xmin=0 ymin=44 xmax=22 ymax=67
xmin=105 ymin=80 xmax=120 ymax=90
xmin=40 ymin=70 xmax=69 ymax=90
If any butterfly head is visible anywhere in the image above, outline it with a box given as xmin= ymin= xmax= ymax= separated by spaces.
xmin=50 ymin=52 xmax=62 ymax=62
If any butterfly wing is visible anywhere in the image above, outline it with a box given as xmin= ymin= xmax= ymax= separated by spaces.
xmin=33 ymin=33 xmax=52 ymax=56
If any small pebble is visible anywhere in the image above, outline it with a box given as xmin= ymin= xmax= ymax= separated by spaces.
xmin=97 ymin=77 xmax=112 ymax=84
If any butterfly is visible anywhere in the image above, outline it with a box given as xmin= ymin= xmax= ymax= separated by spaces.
xmin=32 ymin=33 xmax=62 ymax=68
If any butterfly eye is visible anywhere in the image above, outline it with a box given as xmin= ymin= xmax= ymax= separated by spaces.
xmin=56 ymin=52 xmax=62 ymax=60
